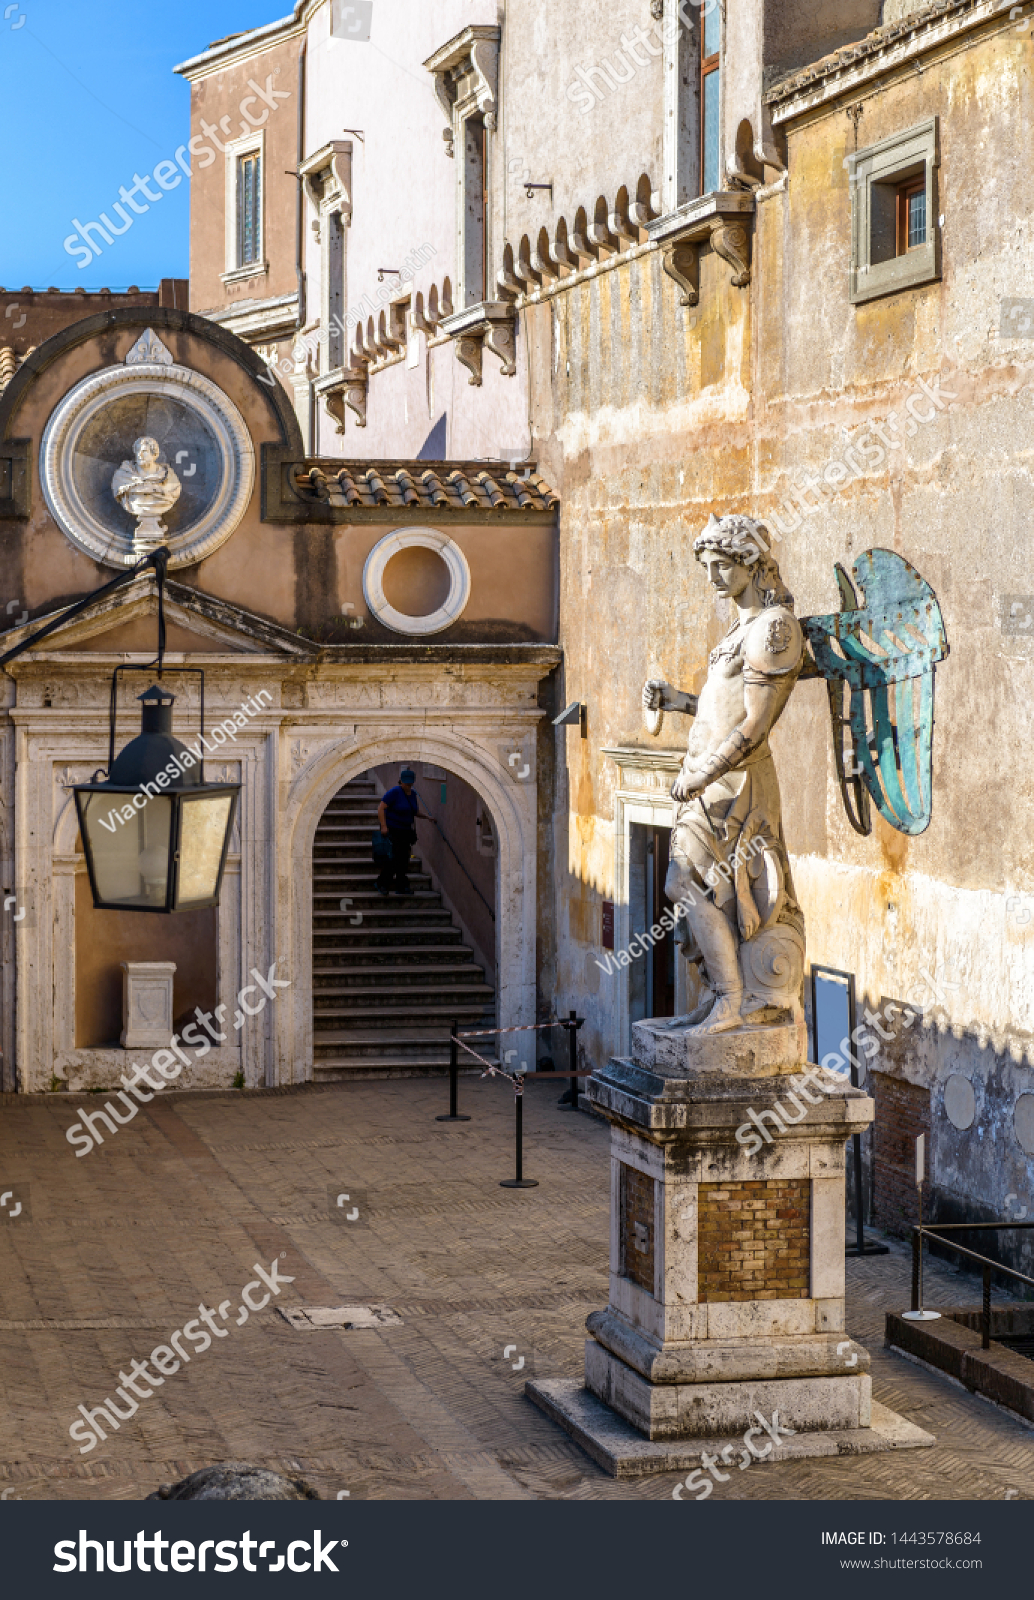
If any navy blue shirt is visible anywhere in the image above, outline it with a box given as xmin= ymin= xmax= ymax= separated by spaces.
xmin=382 ymin=785 xmax=420 ymax=830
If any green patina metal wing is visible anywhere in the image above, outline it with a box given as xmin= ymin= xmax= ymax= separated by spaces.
xmin=801 ymin=549 xmax=949 ymax=837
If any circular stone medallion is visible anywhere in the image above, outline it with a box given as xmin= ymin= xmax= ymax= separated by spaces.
xmin=943 ymin=1073 xmax=976 ymax=1131
xmin=362 ymin=528 xmax=471 ymax=636
xmin=1014 ymin=1093 xmax=1034 ymax=1156
xmin=40 ymin=352 xmax=255 ymax=569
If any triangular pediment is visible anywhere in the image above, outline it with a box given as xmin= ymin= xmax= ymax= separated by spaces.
xmin=0 ymin=578 xmax=315 ymax=662
xmin=65 ymin=613 xmax=252 ymax=654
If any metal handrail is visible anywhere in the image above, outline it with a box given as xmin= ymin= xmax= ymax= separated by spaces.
xmin=910 ymin=1222 xmax=1034 ymax=1349
xmin=427 ymin=818 xmax=495 ymax=922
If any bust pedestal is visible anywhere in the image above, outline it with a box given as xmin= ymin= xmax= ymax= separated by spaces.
xmin=527 ymin=1016 xmax=934 ymax=1475
xmin=121 ymin=961 xmax=176 ymax=1050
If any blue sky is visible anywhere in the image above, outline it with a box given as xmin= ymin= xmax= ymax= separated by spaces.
xmin=0 ymin=0 xmax=284 ymax=289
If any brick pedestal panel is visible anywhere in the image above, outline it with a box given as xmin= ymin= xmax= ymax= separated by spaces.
xmin=697 ymin=1178 xmax=811 ymax=1302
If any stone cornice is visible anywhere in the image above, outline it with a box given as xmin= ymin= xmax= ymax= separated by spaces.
xmin=766 ymin=0 xmax=1013 ymax=123
xmin=602 ymin=745 xmax=683 ymax=773
xmin=645 ymin=191 xmax=756 ymax=247
xmin=174 ymin=4 xmax=308 ymax=81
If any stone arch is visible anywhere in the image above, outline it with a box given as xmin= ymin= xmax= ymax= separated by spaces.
xmin=277 ymin=730 xmax=536 ymax=1085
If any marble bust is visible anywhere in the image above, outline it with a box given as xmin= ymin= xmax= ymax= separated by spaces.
xmin=111 ymin=435 xmax=181 ymax=551
xmin=643 ymin=514 xmax=806 ymax=1036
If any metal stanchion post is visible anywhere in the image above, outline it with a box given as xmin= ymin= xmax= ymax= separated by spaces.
xmin=436 ymin=1018 xmax=471 ymax=1123
xmin=501 ymin=1077 xmax=538 ymax=1188
xmin=982 ymin=1264 xmax=991 ymax=1350
xmin=559 ymin=1009 xmax=583 ymax=1110
xmin=902 ymin=1135 xmax=940 ymax=1321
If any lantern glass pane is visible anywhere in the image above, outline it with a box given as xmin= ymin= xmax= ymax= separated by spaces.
xmin=176 ymin=792 xmax=234 ymax=906
xmin=82 ymin=791 xmax=173 ymax=908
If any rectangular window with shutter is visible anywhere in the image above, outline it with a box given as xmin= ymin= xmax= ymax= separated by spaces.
xmin=848 ymin=119 xmax=939 ymax=305
xmin=700 ymin=4 xmax=720 ymax=195
xmin=237 ymin=153 xmax=262 ymax=268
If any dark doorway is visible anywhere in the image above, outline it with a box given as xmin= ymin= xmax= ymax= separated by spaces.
xmin=628 ymin=823 xmax=676 ymax=1025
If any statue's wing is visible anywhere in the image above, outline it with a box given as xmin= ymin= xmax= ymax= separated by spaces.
xmin=801 ymin=549 xmax=949 ymax=837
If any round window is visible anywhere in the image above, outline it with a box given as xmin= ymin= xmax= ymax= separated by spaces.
xmin=362 ymin=529 xmax=471 ymax=636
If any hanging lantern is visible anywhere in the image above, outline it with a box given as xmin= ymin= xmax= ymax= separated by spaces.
xmin=74 ymin=684 xmax=239 ymax=914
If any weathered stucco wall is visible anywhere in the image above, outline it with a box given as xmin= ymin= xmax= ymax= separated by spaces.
xmin=528 ymin=7 xmax=1034 ymax=1251
xmin=756 ymin=15 xmax=1034 ymax=1261
xmin=185 ymin=33 xmax=302 ymax=317
xmin=529 ymin=238 xmax=754 ymax=1060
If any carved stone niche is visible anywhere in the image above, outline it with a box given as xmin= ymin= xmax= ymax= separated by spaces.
xmin=439 ymin=301 xmax=516 ymax=386
xmin=645 ymin=191 xmax=756 ymax=307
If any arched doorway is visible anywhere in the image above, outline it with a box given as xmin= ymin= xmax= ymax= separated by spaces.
xmin=277 ymin=724 xmax=538 ymax=1087
xmin=310 ymin=763 xmax=498 ymax=1076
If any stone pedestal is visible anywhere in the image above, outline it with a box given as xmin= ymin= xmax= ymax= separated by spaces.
xmin=527 ymin=1016 xmax=934 ymax=1474
xmin=120 ymin=961 xmax=176 ymax=1050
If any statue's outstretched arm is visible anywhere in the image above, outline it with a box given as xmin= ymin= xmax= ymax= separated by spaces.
xmin=642 ymin=678 xmax=698 ymax=717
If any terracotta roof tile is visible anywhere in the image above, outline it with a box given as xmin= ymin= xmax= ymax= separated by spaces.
xmin=292 ymin=459 xmax=559 ymax=514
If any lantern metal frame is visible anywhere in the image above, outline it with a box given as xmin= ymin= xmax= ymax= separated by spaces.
xmin=1 ymin=548 xmax=241 ymax=915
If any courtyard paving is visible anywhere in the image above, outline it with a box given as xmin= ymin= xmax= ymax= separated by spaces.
xmin=0 ymin=1077 xmax=1030 ymax=1502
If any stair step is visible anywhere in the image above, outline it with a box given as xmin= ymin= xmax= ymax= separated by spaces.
xmin=314 ymin=1028 xmax=477 ymax=1044
xmin=312 ymin=1060 xmax=491 ymax=1079
xmin=313 ymin=875 xmax=434 ymax=889
xmin=314 ymin=981 xmax=492 ymax=1002
xmin=312 ymin=934 xmax=467 ymax=940
xmin=310 ymin=779 xmax=495 ymax=1077
xmin=313 ymin=908 xmax=454 ymax=921
xmin=313 ymin=959 xmax=480 ymax=977
xmin=314 ymin=1003 xmax=491 ymax=1025
xmin=314 ymin=941 xmax=471 ymax=954
xmin=314 ymin=960 xmax=485 ymax=977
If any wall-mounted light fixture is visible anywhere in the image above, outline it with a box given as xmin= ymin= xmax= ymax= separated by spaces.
xmin=554 ymin=700 xmax=587 ymax=738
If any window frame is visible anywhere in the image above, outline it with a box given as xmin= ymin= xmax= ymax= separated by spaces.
xmin=847 ymin=118 xmax=939 ymax=306
xmin=700 ymin=9 xmax=721 ymax=196
xmin=236 ymin=152 xmax=262 ymax=269
xmin=896 ymin=178 xmax=926 ymax=255
xmin=461 ymin=109 xmax=488 ymax=307
xmin=222 ymin=129 xmax=267 ymax=284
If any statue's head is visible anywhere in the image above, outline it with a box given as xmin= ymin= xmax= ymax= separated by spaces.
xmin=693 ymin=514 xmax=794 ymax=610
xmin=133 ymin=436 xmax=161 ymax=468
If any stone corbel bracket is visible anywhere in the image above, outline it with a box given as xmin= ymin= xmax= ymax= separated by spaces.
xmin=439 ymin=301 xmax=516 ymax=387
xmin=423 ymin=24 xmax=501 ymax=150
xmin=645 ymin=191 xmax=756 ymax=306
xmin=315 ymin=367 xmax=368 ymax=431
xmin=298 ymin=140 xmax=353 ymax=217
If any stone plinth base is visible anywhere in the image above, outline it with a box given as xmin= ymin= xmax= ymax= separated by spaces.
xmin=526 ymin=1380 xmax=935 ymax=1478
xmin=529 ymin=1017 xmax=937 ymax=1476
xmin=586 ymin=1338 xmax=870 ymax=1438
xmin=632 ymin=1015 xmax=809 ymax=1079
xmin=586 ymin=1308 xmax=869 ymax=1384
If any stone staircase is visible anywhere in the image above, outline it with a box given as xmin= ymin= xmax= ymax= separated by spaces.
xmin=311 ymin=776 xmax=496 ymax=1078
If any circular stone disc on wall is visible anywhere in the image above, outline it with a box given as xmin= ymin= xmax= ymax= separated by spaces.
xmin=943 ymin=1073 xmax=976 ymax=1131
xmin=362 ymin=528 xmax=471 ymax=636
xmin=40 ymin=354 xmax=255 ymax=569
xmin=1014 ymin=1092 xmax=1034 ymax=1156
